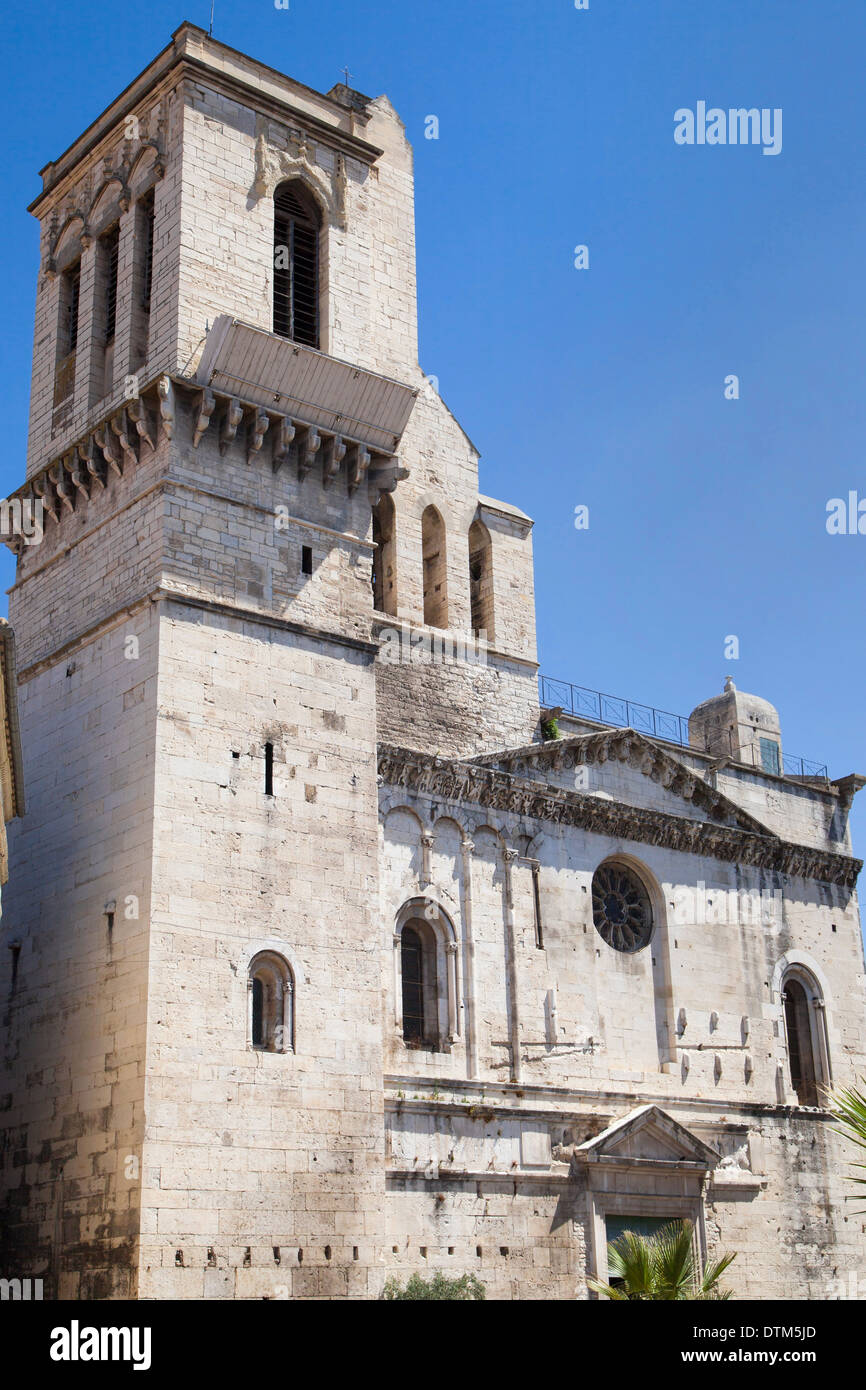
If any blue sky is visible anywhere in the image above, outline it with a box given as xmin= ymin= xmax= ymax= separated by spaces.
xmin=2 ymin=0 xmax=865 ymax=851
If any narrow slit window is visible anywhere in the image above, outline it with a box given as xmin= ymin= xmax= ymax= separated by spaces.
xmin=301 ymin=545 xmax=313 ymax=575
xmin=264 ymin=741 xmax=274 ymax=796
xmin=66 ymin=264 xmax=81 ymax=354
xmin=54 ymin=262 xmax=81 ymax=408
xmin=532 ymin=865 xmax=543 ymax=949
xmin=251 ymin=976 xmax=264 ymax=1046
xmin=273 ymin=181 xmax=320 ymax=348
xmin=102 ymin=225 xmax=120 ymax=343
xmin=140 ymin=192 xmax=155 ymax=313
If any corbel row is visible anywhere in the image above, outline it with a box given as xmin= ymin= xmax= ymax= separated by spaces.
xmin=7 ymin=389 xmax=160 ymax=545
xmin=6 ymin=372 xmax=410 ymax=553
xmin=186 ymin=383 xmax=401 ymax=496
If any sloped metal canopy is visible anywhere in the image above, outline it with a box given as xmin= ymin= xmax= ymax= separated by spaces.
xmin=196 ymin=316 xmax=417 ymax=455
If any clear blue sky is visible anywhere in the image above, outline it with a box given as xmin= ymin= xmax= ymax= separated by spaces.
xmin=2 ymin=0 xmax=865 ymax=852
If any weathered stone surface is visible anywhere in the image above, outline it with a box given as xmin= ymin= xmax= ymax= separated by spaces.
xmin=1 ymin=23 xmax=864 ymax=1302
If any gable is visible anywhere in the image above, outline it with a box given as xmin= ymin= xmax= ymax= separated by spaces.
xmin=472 ymin=730 xmax=772 ymax=836
xmin=576 ymin=1105 xmax=720 ymax=1170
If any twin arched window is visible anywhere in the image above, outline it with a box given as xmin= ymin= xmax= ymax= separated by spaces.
xmin=249 ymin=951 xmax=294 ymax=1053
xmin=273 ymin=180 xmax=320 ymax=348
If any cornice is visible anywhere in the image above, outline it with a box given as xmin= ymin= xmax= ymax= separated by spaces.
xmin=377 ymin=743 xmax=862 ymax=889
xmin=4 ymin=372 xmax=404 ymax=555
xmin=30 ymin=27 xmax=382 ymax=215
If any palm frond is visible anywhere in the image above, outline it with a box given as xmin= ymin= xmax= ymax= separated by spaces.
xmin=592 ymin=1219 xmax=736 ymax=1301
xmin=831 ymin=1081 xmax=866 ymax=1204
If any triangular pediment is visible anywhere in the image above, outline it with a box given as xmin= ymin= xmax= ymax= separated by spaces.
xmin=576 ymin=1106 xmax=720 ymax=1169
xmin=470 ymin=730 xmax=772 ymax=836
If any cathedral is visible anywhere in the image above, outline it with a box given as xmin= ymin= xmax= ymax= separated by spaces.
xmin=1 ymin=22 xmax=864 ymax=1300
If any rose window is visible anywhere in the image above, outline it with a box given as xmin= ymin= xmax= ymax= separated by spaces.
xmin=591 ymin=863 xmax=653 ymax=953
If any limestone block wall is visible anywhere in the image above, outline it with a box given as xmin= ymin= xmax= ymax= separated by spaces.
xmin=0 ymin=603 xmax=158 ymax=1298
xmin=379 ymin=1082 xmax=866 ymax=1299
xmin=379 ymin=793 xmax=866 ymax=1106
xmin=11 ymin=442 xmax=168 ymax=674
xmin=174 ymin=75 xmax=418 ymax=385
xmin=137 ymin=604 xmax=384 ymax=1299
xmin=160 ymin=394 xmax=377 ymax=643
xmin=372 ymin=386 xmax=540 ymax=757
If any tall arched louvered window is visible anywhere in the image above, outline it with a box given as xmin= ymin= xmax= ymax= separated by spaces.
xmin=273 ymin=180 xmax=320 ymax=348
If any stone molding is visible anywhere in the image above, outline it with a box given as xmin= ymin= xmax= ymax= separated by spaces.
xmin=377 ymin=743 xmax=862 ymax=889
xmin=471 ymin=728 xmax=773 ymax=835
xmin=5 ymin=373 xmax=404 ymax=553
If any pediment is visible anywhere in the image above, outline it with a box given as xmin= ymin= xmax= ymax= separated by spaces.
xmin=576 ymin=1105 xmax=719 ymax=1169
xmin=471 ymin=730 xmax=772 ymax=836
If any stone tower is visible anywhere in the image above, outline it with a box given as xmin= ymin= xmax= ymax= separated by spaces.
xmin=0 ymin=24 xmax=539 ymax=1297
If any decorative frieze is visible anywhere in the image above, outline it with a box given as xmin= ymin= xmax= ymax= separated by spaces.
xmin=377 ymin=743 xmax=862 ymax=889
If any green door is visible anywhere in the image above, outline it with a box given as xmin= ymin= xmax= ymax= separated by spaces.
xmin=605 ymin=1214 xmax=680 ymax=1245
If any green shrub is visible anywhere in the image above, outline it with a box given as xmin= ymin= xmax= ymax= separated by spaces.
xmin=383 ymin=1272 xmax=486 ymax=1301
xmin=540 ymin=717 xmax=560 ymax=741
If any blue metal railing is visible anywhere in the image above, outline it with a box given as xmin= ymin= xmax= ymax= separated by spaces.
xmin=538 ymin=675 xmax=828 ymax=780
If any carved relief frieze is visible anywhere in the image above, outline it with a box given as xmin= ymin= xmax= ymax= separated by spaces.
xmin=377 ymin=744 xmax=861 ymax=889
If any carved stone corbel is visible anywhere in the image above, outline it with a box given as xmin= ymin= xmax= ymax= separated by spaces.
xmin=110 ymin=411 xmax=137 ymax=468
xmin=67 ymin=449 xmax=91 ymax=500
xmin=93 ymin=424 xmax=122 ymax=476
xmin=32 ymin=472 xmax=60 ymax=521
xmin=272 ymin=417 xmax=295 ymax=474
xmin=247 ymin=407 xmax=270 ymax=463
xmin=157 ymin=375 xmax=175 ymax=441
xmin=298 ymin=427 xmax=321 ymax=480
xmin=347 ymin=442 xmax=371 ymax=493
xmin=220 ymin=398 xmax=244 ymax=456
xmin=322 ymin=434 xmax=346 ymax=487
xmin=48 ymin=462 xmax=75 ymax=512
xmin=127 ymin=396 xmax=154 ymax=450
xmin=193 ymin=388 xmax=216 ymax=448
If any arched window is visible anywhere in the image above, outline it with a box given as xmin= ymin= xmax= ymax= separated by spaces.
xmin=372 ymin=493 xmax=397 ymax=615
xmin=783 ymin=970 xmax=829 ymax=1106
xmin=468 ymin=519 xmax=493 ymax=641
xmin=421 ymin=505 xmax=447 ymax=629
xmin=249 ymin=951 xmax=294 ymax=1053
xmin=394 ymin=902 xmax=459 ymax=1052
xmin=400 ymin=926 xmax=427 ymax=1044
xmin=273 ymin=180 xmax=320 ymax=348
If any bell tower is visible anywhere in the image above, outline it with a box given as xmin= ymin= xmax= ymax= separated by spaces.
xmin=0 ymin=23 xmax=540 ymax=1298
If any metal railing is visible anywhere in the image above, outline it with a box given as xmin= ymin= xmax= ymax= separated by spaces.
xmin=538 ymin=675 xmax=828 ymax=780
